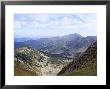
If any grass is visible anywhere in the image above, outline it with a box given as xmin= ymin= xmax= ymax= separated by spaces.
xmin=14 ymin=65 xmax=37 ymax=76
xmin=14 ymin=61 xmax=37 ymax=76
xmin=66 ymin=59 xmax=97 ymax=76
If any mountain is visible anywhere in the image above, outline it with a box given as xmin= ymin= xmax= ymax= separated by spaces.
xmin=57 ymin=42 xmax=97 ymax=76
xmin=14 ymin=47 xmax=72 ymax=76
xmin=14 ymin=47 xmax=49 ymax=76
xmin=14 ymin=38 xmax=30 ymax=42
xmin=14 ymin=33 xmax=96 ymax=58
xmin=14 ymin=38 xmax=40 ymax=42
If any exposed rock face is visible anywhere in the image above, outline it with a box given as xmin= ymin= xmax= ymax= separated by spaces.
xmin=57 ymin=42 xmax=97 ymax=76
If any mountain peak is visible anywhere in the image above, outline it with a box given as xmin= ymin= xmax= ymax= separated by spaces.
xmin=73 ymin=33 xmax=83 ymax=37
xmin=64 ymin=33 xmax=83 ymax=39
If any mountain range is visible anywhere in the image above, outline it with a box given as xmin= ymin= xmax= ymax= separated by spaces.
xmin=14 ymin=33 xmax=97 ymax=76
xmin=14 ymin=33 xmax=96 ymax=58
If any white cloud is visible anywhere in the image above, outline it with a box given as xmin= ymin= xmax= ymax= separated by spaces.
xmin=14 ymin=14 xmax=97 ymax=38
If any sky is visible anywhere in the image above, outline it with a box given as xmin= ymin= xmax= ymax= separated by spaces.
xmin=14 ymin=13 xmax=97 ymax=38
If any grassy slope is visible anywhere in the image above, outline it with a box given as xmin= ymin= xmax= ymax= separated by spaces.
xmin=14 ymin=65 xmax=37 ymax=76
xmin=57 ymin=42 xmax=97 ymax=76
xmin=14 ymin=61 xmax=37 ymax=76
xmin=66 ymin=59 xmax=97 ymax=76
xmin=14 ymin=47 xmax=42 ymax=76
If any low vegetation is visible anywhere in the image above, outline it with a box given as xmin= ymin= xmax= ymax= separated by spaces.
xmin=14 ymin=61 xmax=37 ymax=76
xmin=57 ymin=42 xmax=97 ymax=76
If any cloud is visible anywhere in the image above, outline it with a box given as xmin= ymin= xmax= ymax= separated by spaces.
xmin=14 ymin=13 xmax=96 ymax=38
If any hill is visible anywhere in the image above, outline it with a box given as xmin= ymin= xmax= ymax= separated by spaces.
xmin=57 ymin=42 xmax=97 ymax=76
xmin=14 ymin=47 xmax=72 ymax=76
xmin=14 ymin=47 xmax=49 ymax=76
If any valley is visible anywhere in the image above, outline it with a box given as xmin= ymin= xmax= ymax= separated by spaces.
xmin=14 ymin=33 xmax=97 ymax=76
xmin=14 ymin=47 xmax=72 ymax=76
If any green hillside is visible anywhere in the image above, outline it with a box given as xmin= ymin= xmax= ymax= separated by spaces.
xmin=57 ymin=42 xmax=97 ymax=76
xmin=14 ymin=62 xmax=37 ymax=76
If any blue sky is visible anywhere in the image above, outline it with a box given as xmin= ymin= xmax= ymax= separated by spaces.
xmin=14 ymin=13 xmax=97 ymax=38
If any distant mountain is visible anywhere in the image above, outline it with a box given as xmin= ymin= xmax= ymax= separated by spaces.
xmin=15 ymin=38 xmax=31 ymax=42
xmin=61 ymin=33 xmax=83 ymax=41
xmin=14 ymin=38 xmax=40 ymax=42
xmin=57 ymin=42 xmax=97 ymax=76
xmin=14 ymin=33 xmax=97 ymax=58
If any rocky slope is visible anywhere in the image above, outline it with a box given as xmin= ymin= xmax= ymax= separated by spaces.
xmin=57 ymin=42 xmax=97 ymax=76
xmin=14 ymin=47 xmax=72 ymax=76
xmin=14 ymin=47 xmax=47 ymax=75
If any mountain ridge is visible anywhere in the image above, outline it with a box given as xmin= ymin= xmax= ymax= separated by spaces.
xmin=14 ymin=46 xmax=72 ymax=76
xmin=14 ymin=33 xmax=96 ymax=59
xmin=57 ymin=42 xmax=97 ymax=76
